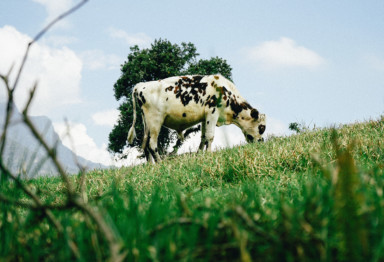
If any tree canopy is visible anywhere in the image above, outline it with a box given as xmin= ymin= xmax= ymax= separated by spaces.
xmin=108 ymin=39 xmax=232 ymax=157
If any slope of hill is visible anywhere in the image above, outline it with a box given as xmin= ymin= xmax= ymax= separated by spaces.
xmin=1 ymin=117 xmax=384 ymax=261
xmin=0 ymin=103 xmax=106 ymax=177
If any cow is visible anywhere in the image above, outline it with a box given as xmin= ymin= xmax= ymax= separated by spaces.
xmin=127 ymin=74 xmax=266 ymax=162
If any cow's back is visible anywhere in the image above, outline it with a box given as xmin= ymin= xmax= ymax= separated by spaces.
xmin=133 ymin=75 xmax=243 ymax=133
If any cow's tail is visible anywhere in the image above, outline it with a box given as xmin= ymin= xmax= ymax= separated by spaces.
xmin=127 ymin=90 xmax=137 ymax=144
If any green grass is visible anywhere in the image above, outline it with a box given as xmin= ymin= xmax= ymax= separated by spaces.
xmin=1 ymin=117 xmax=384 ymax=261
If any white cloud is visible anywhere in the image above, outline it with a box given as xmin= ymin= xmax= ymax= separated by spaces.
xmin=0 ymin=25 xmax=82 ymax=116
xmin=80 ymin=50 xmax=121 ymax=71
xmin=32 ymin=0 xmax=74 ymax=29
xmin=108 ymin=27 xmax=152 ymax=47
xmin=53 ymin=121 xmax=113 ymax=166
xmin=53 ymin=121 xmax=144 ymax=167
xmin=92 ymin=109 xmax=120 ymax=127
xmin=247 ymin=37 xmax=325 ymax=69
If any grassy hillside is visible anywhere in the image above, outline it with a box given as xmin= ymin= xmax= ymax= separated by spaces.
xmin=1 ymin=117 xmax=384 ymax=261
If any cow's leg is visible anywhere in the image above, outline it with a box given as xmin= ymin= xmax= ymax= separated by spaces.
xmin=148 ymin=128 xmax=161 ymax=162
xmin=145 ymin=116 xmax=163 ymax=162
xmin=143 ymin=133 xmax=152 ymax=162
xmin=203 ymin=113 xmax=219 ymax=152
xmin=198 ymin=121 xmax=207 ymax=151
xmin=177 ymin=131 xmax=184 ymax=141
xmin=141 ymin=116 xmax=152 ymax=162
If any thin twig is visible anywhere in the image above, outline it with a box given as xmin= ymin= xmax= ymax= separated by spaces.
xmin=0 ymin=69 xmax=15 ymax=157
xmin=22 ymin=85 xmax=75 ymax=195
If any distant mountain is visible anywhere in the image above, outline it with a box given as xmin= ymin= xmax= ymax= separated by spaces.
xmin=0 ymin=103 xmax=107 ymax=177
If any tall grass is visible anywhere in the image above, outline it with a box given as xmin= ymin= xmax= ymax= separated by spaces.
xmin=1 ymin=117 xmax=384 ymax=261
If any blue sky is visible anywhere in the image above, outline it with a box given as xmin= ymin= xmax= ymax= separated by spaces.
xmin=1 ymin=0 xmax=383 ymax=165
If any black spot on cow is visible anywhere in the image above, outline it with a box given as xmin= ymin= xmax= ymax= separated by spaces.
xmin=182 ymin=76 xmax=191 ymax=82
xmin=136 ymin=91 xmax=146 ymax=107
xmin=139 ymin=91 xmax=146 ymax=104
xmin=165 ymin=86 xmax=174 ymax=92
xmin=172 ymin=76 xmax=208 ymax=107
xmin=182 ymin=113 xmax=187 ymax=117
xmin=258 ymin=138 xmax=264 ymax=142
xmin=166 ymin=97 xmax=168 ymax=101
xmin=206 ymin=95 xmax=218 ymax=108
xmin=219 ymin=86 xmax=229 ymax=96
xmin=207 ymin=121 xmax=209 ymax=124
xmin=192 ymin=75 xmax=204 ymax=82
xmin=230 ymin=99 xmax=242 ymax=118
xmin=212 ymin=108 xmax=216 ymax=114
xmin=241 ymin=102 xmax=252 ymax=110
xmin=246 ymin=134 xmax=254 ymax=142
xmin=193 ymin=95 xmax=199 ymax=104
xmin=259 ymin=124 xmax=266 ymax=135
xmin=251 ymin=109 xmax=259 ymax=120
xmin=229 ymin=97 xmax=253 ymax=119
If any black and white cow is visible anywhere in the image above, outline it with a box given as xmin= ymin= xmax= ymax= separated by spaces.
xmin=127 ymin=75 xmax=266 ymax=162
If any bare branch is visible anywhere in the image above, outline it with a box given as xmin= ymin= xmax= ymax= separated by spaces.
xmin=22 ymin=109 xmax=75 ymax=195
xmin=0 ymin=70 xmax=16 ymax=157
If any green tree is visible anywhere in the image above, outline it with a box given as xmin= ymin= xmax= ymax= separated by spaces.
xmin=186 ymin=56 xmax=232 ymax=80
xmin=108 ymin=39 xmax=232 ymax=157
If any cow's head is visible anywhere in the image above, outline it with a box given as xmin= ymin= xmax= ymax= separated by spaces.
xmin=237 ymin=108 xmax=266 ymax=143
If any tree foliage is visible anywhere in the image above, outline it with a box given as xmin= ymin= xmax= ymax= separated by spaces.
xmin=108 ymin=39 xmax=232 ymax=157
xmin=186 ymin=56 xmax=232 ymax=81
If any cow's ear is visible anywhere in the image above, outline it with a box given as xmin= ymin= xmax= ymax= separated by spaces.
xmin=251 ymin=109 xmax=259 ymax=120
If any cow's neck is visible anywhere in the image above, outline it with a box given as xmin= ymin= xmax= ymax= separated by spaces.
xmin=218 ymin=109 xmax=239 ymax=126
